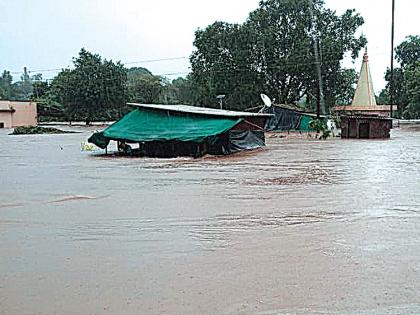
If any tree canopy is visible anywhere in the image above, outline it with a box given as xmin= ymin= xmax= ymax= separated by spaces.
xmin=381 ymin=35 xmax=420 ymax=118
xmin=50 ymin=49 xmax=127 ymax=124
xmin=0 ymin=68 xmax=40 ymax=101
xmin=190 ymin=0 xmax=366 ymax=111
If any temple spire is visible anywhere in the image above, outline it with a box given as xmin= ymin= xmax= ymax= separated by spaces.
xmin=352 ymin=48 xmax=377 ymax=106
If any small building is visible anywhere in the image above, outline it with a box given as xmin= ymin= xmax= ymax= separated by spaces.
xmin=341 ymin=116 xmax=393 ymax=139
xmin=332 ymin=49 xmax=396 ymax=139
xmin=0 ymin=100 xmax=37 ymax=128
xmin=88 ymin=103 xmax=272 ymax=158
xmin=333 ymin=51 xmax=397 ymax=117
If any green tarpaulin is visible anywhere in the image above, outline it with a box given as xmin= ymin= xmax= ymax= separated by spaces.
xmin=90 ymin=109 xmax=242 ymax=147
xmin=298 ymin=115 xmax=314 ymax=131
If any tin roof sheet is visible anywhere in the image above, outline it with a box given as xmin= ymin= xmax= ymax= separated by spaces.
xmin=128 ymin=103 xmax=273 ymax=118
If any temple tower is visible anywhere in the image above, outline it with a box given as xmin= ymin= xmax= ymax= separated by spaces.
xmin=352 ymin=51 xmax=377 ymax=107
xmin=333 ymin=48 xmax=397 ymax=117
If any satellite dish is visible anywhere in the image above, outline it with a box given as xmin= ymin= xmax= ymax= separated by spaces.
xmin=260 ymin=94 xmax=272 ymax=108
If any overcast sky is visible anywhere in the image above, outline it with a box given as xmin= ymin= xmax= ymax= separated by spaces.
xmin=1 ymin=0 xmax=419 ymax=93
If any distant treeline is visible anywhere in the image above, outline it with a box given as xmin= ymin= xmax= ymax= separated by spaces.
xmin=0 ymin=54 xmax=196 ymax=124
xmin=1 ymin=0 xmax=420 ymax=122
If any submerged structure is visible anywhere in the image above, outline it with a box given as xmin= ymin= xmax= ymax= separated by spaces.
xmin=341 ymin=116 xmax=393 ymax=139
xmin=333 ymin=50 xmax=395 ymax=139
xmin=333 ymin=51 xmax=397 ymax=117
xmin=0 ymin=100 xmax=37 ymax=128
xmin=88 ymin=103 xmax=271 ymax=158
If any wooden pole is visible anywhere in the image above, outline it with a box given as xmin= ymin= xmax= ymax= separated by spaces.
xmin=309 ymin=1 xmax=325 ymax=118
xmin=390 ymin=0 xmax=396 ymax=118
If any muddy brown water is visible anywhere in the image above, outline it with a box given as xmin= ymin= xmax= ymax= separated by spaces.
xmin=1 ymin=126 xmax=420 ymax=315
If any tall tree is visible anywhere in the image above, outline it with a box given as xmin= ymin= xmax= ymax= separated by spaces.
xmin=404 ymin=61 xmax=420 ymax=118
xmin=51 ymin=49 xmax=127 ymax=124
xmin=190 ymin=0 xmax=366 ymax=111
xmin=127 ymin=67 xmax=164 ymax=104
xmin=383 ymin=35 xmax=420 ymax=118
xmin=11 ymin=67 xmax=34 ymax=100
xmin=0 ymin=70 xmax=13 ymax=99
xmin=170 ymin=76 xmax=199 ymax=105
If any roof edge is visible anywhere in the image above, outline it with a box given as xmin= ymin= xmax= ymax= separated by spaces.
xmin=127 ymin=103 xmax=273 ymax=118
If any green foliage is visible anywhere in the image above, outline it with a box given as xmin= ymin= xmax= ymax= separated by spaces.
xmin=404 ymin=61 xmax=420 ymax=118
xmin=383 ymin=35 xmax=420 ymax=118
xmin=190 ymin=0 xmax=366 ymax=111
xmin=10 ymin=126 xmax=75 ymax=135
xmin=11 ymin=67 xmax=33 ymax=100
xmin=395 ymin=36 xmax=420 ymax=68
xmin=0 ymin=69 xmax=46 ymax=101
xmin=127 ymin=68 xmax=163 ymax=104
xmin=0 ymin=70 xmax=13 ymax=99
xmin=170 ymin=76 xmax=199 ymax=104
xmin=126 ymin=69 xmax=198 ymax=106
xmin=309 ymin=118 xmax=330 ymax=139
xmin=51 ymin=48 xmax=128 ymax=124
xmin=377 ymin=88 xmax=389 ymax=105
xmin=127 ymin=67 xmax=153 ymax=79
xmin=11 ymin=126 xmax=76 ymax=135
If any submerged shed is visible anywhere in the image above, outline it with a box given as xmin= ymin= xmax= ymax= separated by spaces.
xmin=88 ymin=103 xmax=272 ymax=158
xmin=341 ymin=116 xmax=392 ymax=139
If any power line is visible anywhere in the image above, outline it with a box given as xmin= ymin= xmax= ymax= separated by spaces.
xmin=6 ymin=46 xmax=394 ymax=77
xmin=124 ymin=56 xmax=188 ymax=65
xmin=8 ymin=56 xmax=190 ymax=75
xmin=5 ymin=48 xmax=396 ymax=84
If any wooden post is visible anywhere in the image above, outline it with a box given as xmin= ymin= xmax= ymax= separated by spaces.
xmin=390 ymin=0 xmax=396 ymax=118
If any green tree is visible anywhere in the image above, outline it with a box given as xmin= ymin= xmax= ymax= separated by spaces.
xmin=171 ymin=76 xmax=199 ymax=104
xmin=0 ymin=70 xmax=13 ymax=99
xmin=384 ymin=36 xmax=420 ymax=118
xmin=377 ymin=88 xmax=389 ymax=105
xmin=191 ymin=22 xmax=262 ymax=109
xmin=11 ymin=67 xmax=34 ymax=100
xmin=190 ymin=0 xmax=366 ymax=111
xmin=127 ymin=67 xmax=164 ymax=104
xmin=404 ymin=61 xmax=420 ymax=118
xmin=326 ymin=68 xmax=358 ymax=106
xmin=129 ymin=75 xmax=163 ymax=104
xmin=395 ymin=35 xmax=420 ymax=68
xmin=51 ymin=48 xmax=127 ymax=124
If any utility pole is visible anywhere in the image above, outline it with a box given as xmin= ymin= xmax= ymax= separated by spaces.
xmin=314 ymin=39 xmax=323 ymax=119
xmin=309 ymin=0 xmax=326 ymax=118
xmin=390 ymin=0 xmax=396 ymax=118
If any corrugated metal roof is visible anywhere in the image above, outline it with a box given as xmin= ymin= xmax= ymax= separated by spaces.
xmin=127 ymin=103 xmax=273 ymax=118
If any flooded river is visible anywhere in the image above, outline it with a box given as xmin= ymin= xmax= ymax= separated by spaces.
xmin=1 ymin=126 xmax=420 ymax=315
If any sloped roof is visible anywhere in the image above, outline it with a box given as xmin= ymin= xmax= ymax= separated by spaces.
xmin=92 ymin=108 xmax=242 ymax=145
xmin=128 ymin=103 xmax=272 ymax=118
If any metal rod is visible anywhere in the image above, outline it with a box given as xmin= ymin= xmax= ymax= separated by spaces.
xmin=390 ymin=0 xmax=396 ymax=118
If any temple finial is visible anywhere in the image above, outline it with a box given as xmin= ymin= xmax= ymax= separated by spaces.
xmin=363 ymin=47 xmax=369 ymax=62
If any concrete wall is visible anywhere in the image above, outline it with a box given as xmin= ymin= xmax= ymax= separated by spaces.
xmin=341 ymin=117 xmax=392 ymax=139
xmin=0 ymin=101 xmax=37 ymax=127
xmin=0 ymin=112 xmax=13 ymax=128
